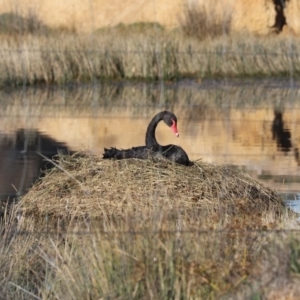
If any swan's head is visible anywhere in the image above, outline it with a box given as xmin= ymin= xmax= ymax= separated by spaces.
xmin=163 ymin=112 xmax=179 ymax=137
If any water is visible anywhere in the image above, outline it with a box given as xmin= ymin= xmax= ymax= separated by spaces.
xmin=1 ymin=79 xmax=300 ymax=211
xmin=0 ymin=129 xmax=71 ymax=202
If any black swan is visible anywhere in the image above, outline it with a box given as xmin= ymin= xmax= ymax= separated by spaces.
xmin=103 ymin=111 xmax=190 ymax=166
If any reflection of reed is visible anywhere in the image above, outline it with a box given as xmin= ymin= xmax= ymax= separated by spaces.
xmin=1 ymin=80 xmax=300 ymax=120
xmin=0 ymin=82 xmax=300 ymax=190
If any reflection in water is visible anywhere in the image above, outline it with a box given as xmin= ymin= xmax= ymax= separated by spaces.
xmin=272 ymin=110 xmax=292 ymax=153
xmin=272 ymin=110 xmax=300 ymax=166
xmin=0 ymin=79 xmax=300 ymax=196
xmin=282 ymin=193 xmax=300 ymax=214
xmin=294 ymin=148 xmax=300 ymax=166
xmin=285 ymin=200 xmax=300 ymax=214
xmin=0 ymin=129 xmax=71 ymax=202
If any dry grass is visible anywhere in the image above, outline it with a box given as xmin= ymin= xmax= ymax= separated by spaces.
xmin=181 ymin=2 xmax=232 ymax=40
xmin=0 ymin=13 xmax=50 ymax=35
xmin=18 ymin=153 xmax=285 ymax=231
xmin=0 ymin=28 xmax=299 ymax=86
xmin=0 ymin=153 xmax=299 ymax=299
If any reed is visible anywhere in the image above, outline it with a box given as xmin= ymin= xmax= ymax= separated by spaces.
xmin=0 ymin=28 xmax=300 ymax=86
xmin=0 ymin=153 xmax=298 ymax=298
xmin=180 ymin=1 xmax=232 ymax=40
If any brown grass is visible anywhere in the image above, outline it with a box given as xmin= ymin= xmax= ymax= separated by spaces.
xmin=0 ymin=28 xmax=299 ymax=86
xmin=181 ymin=3 xmax=232 ymax=40
xmin=0 ymin=13 xmax=50 ymax=35
xmin=17 ymin=153 xmax=284 ymax=231
xmin=0 ymin=153 xmax=299 ymax=299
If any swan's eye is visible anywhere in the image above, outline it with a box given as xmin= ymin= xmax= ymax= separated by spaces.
xmin=170 ymin=119 xmax=179 ymax=137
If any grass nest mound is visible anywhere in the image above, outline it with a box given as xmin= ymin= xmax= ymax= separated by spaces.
xmin=18 ymin=153 xmax=286 ymax=230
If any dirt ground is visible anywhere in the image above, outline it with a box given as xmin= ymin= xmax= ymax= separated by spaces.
xmin=0 ymin=0 xmax=299 ymax=35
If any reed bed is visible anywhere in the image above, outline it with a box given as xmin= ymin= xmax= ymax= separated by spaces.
xmin=0 ymin=30 xmax=300 ymax=86
xmin=1 ymin=154 xmax=299 ymax=299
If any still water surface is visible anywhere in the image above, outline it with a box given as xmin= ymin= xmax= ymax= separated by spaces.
xmin=1 ymin=79 xmax=300 ymax=210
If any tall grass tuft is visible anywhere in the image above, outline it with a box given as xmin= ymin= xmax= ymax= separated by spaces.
xmin=0 ymin=12 xmax=50 ymax=35
xmin=181 ymin=3 xmax=232 ymax=40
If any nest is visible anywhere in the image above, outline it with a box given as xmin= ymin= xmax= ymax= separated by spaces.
xmin=18 ymin=153 xmax=285 ymax=227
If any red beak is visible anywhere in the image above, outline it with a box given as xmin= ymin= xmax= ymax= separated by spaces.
xmin=170 ymin=119 xmax=179 ymax=137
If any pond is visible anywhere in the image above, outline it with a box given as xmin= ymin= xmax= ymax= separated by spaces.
xmin=1 ymin=79 xmax=300 ymax=210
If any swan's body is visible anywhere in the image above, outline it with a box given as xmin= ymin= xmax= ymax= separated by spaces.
xmin=103 ymin=111 xmax=190 ymax=166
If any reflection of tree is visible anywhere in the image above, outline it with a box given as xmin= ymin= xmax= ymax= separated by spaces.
xmin=271 ymin=110 xmax=300 ymax=166
xmin=272 ymin=110 xmax=291 ymax=153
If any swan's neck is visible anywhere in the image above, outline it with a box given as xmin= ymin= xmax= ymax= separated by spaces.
xmin=145 ymin=112 xmax=164 ymax=149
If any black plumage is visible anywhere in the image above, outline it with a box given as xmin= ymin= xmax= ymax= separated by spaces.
xmin=103 ymin=111 xmax=190 ymax=166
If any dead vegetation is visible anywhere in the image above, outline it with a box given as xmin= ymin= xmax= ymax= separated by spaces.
xmin=0 ymin=4 xmax=298 ymax=86
xmin=0 ymin=153 xmax=299 ymax=299
xmin=0 ymin=27 xmax=299 ymax=86
xmin=181 ymin=3 xmax=232 ymax=40
xmin=18 ymin=153 xmax=284 ymax=230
